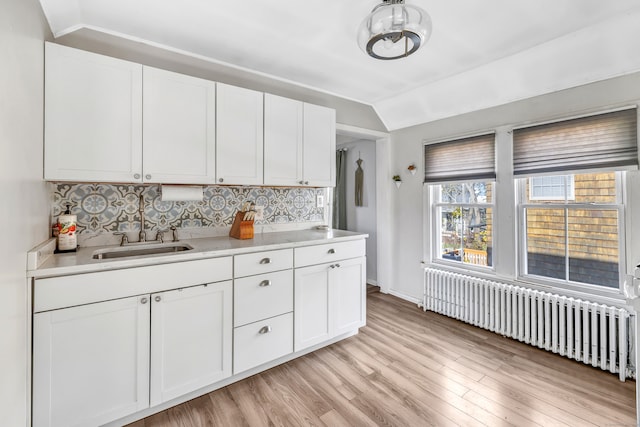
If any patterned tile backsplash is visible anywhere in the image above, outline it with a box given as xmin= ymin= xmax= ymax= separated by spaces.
xmin=52 ymin=183 xmax=326 ymax=245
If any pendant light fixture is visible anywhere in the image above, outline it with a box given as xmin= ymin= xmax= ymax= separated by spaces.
xmin=357 ymin=0 xmax=432 ymax=60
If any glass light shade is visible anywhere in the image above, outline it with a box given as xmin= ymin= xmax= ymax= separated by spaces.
xmin=357 ymin=1 xmax=432 ymax=60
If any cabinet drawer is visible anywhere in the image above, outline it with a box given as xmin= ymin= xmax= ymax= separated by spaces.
xmin=294 ymin=239 xmax=365 ymax=268
xmin=234 ymin=270 xmax=293 ymax=327
xmin=233 ymin=312 xmax=293 ymax=374
xmin=234 ymin=249 xmax=293 ymax=277
xmin=34 ymin=257 xmax=232 ymax=313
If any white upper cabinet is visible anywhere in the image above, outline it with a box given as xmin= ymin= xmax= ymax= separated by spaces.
xmin=142 ymin=67 xmax=216 ymax=184
xmin=264 ymin=94 xmax=303 ymax=186
xmin=216 ymin=83 xmax=264 ymax=186
xmin=264 ymin=94 xmax=336 ymax=187
xmin=303 ymin=103 xmax=336 ymax=187
xmin=45 ymin=44 xmax=335 ymax=187
xmin=44 ymin=42 xmax=143 ymax=183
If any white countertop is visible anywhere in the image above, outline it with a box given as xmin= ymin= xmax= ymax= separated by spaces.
xmin=29 ymin=229 xmax=368 ymax=279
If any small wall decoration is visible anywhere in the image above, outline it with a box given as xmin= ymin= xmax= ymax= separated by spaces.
xmin=392 ymin=175 xmax=402 ymax=188
xmin=408 ymin=164 xmax=417 ymax=175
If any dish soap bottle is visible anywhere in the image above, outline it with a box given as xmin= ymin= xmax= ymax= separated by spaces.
xmin=57 ymin=203 xmax=77 ymax=252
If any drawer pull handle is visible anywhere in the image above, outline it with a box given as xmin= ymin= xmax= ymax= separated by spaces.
xmin=328 ymin=248 xmax=335 ymax=254
xmin=140 ymin=297 xmax=148 ymax=304
xmin=155 ymin=296 xmax=162 ymax=302
xmin=259 ymin=326 xmax=272 ymax=334
xmin=259 ymin=258 xmax=272 ymax=265
xmin=259 ymin=280 xmax=271 ymax=287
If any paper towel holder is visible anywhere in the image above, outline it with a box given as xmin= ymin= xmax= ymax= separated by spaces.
xmin=161 ymin=185 xmax=204 ymax=202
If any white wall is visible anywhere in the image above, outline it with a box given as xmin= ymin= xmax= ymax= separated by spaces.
xmin=337 ymin=140 xmax=377 ymax=284
xmin=0 ymin=0 xmax=51 ymax=425
xmin=389 ymin=72 xmax=640 ymax=301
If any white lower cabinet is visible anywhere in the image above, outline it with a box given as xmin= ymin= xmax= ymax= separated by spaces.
xmin=233 ymin=250 xmax=294 ymax=374
xmin=33 ymin=295 xmax=151 ymax=427
xmin=333 ymin=258 xmax=367 ymax=335
xmin=294 ymin=263 xmax=332 ymax=351
xmin=150 ymin=281 xmax=232 ymax=406
xmin=32 ymin=238 xmax=366 ymax=426
xmin=294 ymin=256 xmax=366 ymax=352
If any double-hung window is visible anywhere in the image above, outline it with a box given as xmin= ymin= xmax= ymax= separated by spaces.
xmin=425 ymin=133 xmax=495 ymax=268
xmin=513 ymin=108 xmax=637 ymax=291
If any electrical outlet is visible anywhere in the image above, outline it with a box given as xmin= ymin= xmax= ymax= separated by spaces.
xmin=254 ymin=206 xmax=264 ymax=221
xmin=316 ymin=195 xmax=324 ymax=208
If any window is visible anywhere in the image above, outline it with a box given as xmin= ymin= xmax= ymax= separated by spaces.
xmin=512 ymin=108 xmax=636 ymax=291
xmin=529 ymin=175 xmax=574 ymax=201
xmin=519 ymin=171 xmax=623 ymax=289
xmin=433 ymin=181 xmax=494 ymax=268
xmin=424 ymin=133 xmax=496 ymax=268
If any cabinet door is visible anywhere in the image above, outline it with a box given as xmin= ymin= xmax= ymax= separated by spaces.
xmin=264 ymin=94 xmax=303 ymax=186
xmin=150 ymin=281 xmax=232 ymax=406
xmin=294 ymin=263 xmax=332 ymax=351
xmin=333 ymin=257 xmax=367 ymax=336
xmin=143 ymin=67 xmax=216 ymax=184
xmin=303 ymin=103 xmax=336 ymax=187
xmin=44 ymin=42 xmax=143 ymax=183
xmin=33 ymin=295 xmax=150 ymax=427
xmin=216 ymin=83 xmax=263 ymax=185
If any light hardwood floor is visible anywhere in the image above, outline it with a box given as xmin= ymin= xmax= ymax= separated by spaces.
xmin=129 ymin=290 xmax=636 ymax=426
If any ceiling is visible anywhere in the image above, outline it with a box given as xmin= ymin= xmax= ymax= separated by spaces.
xmin=38 ymin=0 xmax=640 ymax=131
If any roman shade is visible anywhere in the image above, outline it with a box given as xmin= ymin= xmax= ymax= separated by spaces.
xmin=423 ymin=133 xmax=496 ymax=183
xmin=513 ymin=108 xmax=638 ymax=176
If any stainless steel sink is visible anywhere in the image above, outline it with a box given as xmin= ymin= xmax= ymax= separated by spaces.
xmin=92 ymin=243 xmax=194 ymax=260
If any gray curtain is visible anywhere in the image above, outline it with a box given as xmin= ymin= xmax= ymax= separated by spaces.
xmin=333 ymin=150 xmax=347 ymax=230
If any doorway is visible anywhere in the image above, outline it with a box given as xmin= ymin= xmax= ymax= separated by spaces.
xmin=335 ymin=124 xmax=391 ymax=292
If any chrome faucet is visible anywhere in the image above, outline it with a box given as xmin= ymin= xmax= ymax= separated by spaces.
xmin=139 ymin=195 xmax=146 ymax=243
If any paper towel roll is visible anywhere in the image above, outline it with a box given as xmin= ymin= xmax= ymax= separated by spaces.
xmin=161 ymin=185 xmax=204 ymax=202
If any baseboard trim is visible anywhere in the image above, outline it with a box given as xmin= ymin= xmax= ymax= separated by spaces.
xmin=387 ymin=289 xmax=421 ymax=305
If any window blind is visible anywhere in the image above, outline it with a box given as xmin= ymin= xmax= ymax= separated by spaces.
xmin=423 ymin=133 xmax=495 ymax=183
xmin=513 ymin=108 xmax=638 ymax=176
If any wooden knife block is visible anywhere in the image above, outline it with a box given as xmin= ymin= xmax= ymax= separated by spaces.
xmin=229 ymin=211 xmax=254 ymax=240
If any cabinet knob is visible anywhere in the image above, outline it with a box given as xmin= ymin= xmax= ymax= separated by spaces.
xmin=134 ymin=173 xmax=141 ymax=180
xmin=259 ymin=280 xmax=271 ymax=287
xmin=329 ymin=264 xmax=335 ymax=269
xmin=335 ymin=263 xmax=341 ymax=268
xmin=304 ymin=181 xmax=309 ymax=185
xmin=219 ymin=178 xmax=224 ymax=183
xmin=145 ymin=174 xmax=152 ymax=180
xmin=140 ymin=297 xmax=148 ymax=304
xmin=328 ymin=248 xmax=335 ymax=254
xmin=298 ymin=180 xmax=304 ymax=185
xmin=259 ymin=257 xmax=271 ymax=265
xmin=154 ymin=295 xmax=162 ymax=302
xmin=259 ymin=326 xmax=272 ymax=334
